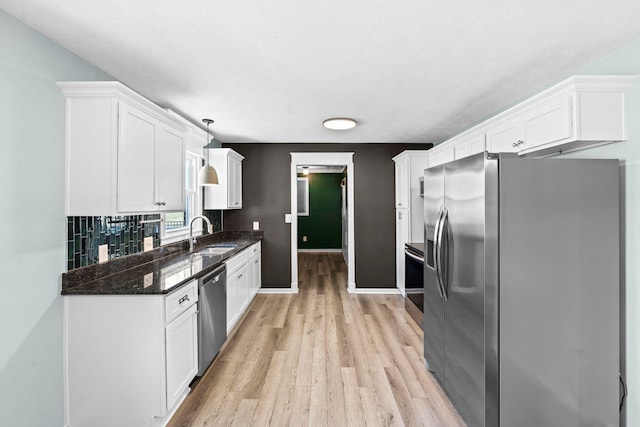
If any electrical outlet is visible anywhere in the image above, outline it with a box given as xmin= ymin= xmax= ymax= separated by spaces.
xmin=143 ymin=273 xmax=153 ymax=288
xmin=253 ymin=221 xmax=260 ymax=230
xmin=98 ymin=244 xmax=109 ymax=264
xmin=303 ymin=235 xmax=308 ymax=242
xmin=144 ymin=237 xmax=153 ymax=252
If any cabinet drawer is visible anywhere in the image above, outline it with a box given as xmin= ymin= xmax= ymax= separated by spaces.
xmin=165 ymin=280 xmax=198 ymax=323
xmin=225 ymin=251 xmax=248 ymax=275
xmin=249 ymin=241 xmax=261 ymax=256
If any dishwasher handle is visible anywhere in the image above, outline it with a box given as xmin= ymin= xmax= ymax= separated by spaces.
xmin=200 ymin=265 xmax=226 ymax=287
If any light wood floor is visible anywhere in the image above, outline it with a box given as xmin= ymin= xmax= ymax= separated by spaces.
xmin=168 ymin=252 xmax=465 ymax=427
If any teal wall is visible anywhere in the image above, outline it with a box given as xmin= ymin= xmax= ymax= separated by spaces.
xmin=0 ymin=10 xmax=111 ymax=426
xmin=298 ymin=173 xmax=343 ymax=249
xmin=553 ymin=37 xmax=640 ymax=426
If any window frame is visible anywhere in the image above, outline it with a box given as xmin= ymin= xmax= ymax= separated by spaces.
xmin=161 ymin=150 xmax=204 ymax=244
xmin=297 ymin=177 xmax=309 ymax=216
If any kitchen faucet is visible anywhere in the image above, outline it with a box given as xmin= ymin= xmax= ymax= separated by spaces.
xmin=189 ymin=215 xmax=212 ymax=251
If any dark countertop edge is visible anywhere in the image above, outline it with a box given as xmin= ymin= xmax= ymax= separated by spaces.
xmin=405 ymin=242 xmax=425 ymax=256
xmin=61 ymin=231 xmax=262 ymax=296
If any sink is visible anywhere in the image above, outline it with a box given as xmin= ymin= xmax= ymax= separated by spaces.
xmin=196 ymin=246 xmax=235 ymax=256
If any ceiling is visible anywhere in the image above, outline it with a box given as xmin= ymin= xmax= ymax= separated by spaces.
xmin=2 ymin=1 xmax=640 ymax=144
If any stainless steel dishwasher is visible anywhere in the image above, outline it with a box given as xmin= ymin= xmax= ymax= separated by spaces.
xmin=197 ymin=264 xmax=227 ymax=376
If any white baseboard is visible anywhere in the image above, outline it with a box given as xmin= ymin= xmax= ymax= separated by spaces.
xmin=350 ymin=288 xmax=401 ymax=295
xmin=297 ymin=249 xmax=342 ymax=253
xmin=258 ymin=288 xmax=299 ymax=294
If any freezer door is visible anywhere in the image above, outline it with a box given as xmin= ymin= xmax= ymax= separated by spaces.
xmin=442 ymin=153 xmax=486 ymax=426
xmin=423 ymin=164 xmax=445 ymax=380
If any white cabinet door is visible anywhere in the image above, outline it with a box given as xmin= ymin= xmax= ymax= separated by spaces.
xmin=155 ymin=126 xmax=185 ymax=211
xmin=396 ymin=208 xmax=410 ymax=294
xmin=453 ymin=134 xmax=486 ymax=160
xmin=165 ymin=304 xmax=198 ymax=410
xmin=428 ymin=146 xmax=455 ymax=167
xmin=486 ymin=119 xmax=523 ymax=153
xmin=118 ymin=103 xmax=157 ymax=212
xmin=251 ymin=255 xmax=261 ymax=297
xmin=204 ymin=149 xmax=244 ymax=210
xmin=226 ymin=264 xmax=248 ymax=332
xmin=226 ymin=271 xmax=238 ymax=332
xmin=247 ymin=244 xmax=261 ymax=300
xmin=394 ymin=156 xmax=409 ymax=208
xmin=228 ymin=156 xmax=242 ymax=208
xmin=522 ymin=95 xmax=573 ymax=148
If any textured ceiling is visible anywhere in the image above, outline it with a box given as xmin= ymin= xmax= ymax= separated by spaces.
xmin=2 ymin=0 xmax=640 ymax=144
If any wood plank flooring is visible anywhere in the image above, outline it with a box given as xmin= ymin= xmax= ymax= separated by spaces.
xmin=168 ymin=252 xmax=465 ymax=427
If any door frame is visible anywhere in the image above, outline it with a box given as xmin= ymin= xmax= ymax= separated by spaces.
xmin=290 ymin=152 xmax=355 ymax=293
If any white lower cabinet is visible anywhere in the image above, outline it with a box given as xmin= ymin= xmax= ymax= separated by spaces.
xmin=64 ymin=281 xmax=198 ymax=427
xmin=165 ymin=304 xmax=198 ymax=410
xmin=248 ymin=245 xmax=262 ymax=299
xmin=395 ymin=208 xmax=409 ymax=294
xmin=225 ymin=242 xmax=261 ymax=333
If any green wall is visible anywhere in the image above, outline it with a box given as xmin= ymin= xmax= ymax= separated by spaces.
xmin=298 ymin=173 xmax=343 ymax=249
xmin=0 ymin=10 xmax=111 ymax=426
xmin=554 ymin=36 xmax=640 ymax=426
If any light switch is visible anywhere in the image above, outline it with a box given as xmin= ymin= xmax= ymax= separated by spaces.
xmin=285 ymin=214 xmax=292 ymax=223
xmin=303 ymin=235 xmax=307 ymax=242
xmin=253 ymin=221 xmax=260 ymax=230
xmin=143 ymin=237 xmax=153 ymax=252
xmin=98 ymin=244 xmax=109 ymax=263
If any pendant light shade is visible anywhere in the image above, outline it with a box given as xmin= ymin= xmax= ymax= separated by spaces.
xmin=199 ymin=119 xmax=219 ymax=186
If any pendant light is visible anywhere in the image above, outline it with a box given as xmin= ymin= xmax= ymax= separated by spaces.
xmin=198 ymin=119 xmax=219 ymax=186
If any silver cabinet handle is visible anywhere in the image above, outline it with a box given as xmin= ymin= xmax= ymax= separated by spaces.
xmin=512 ymin=140 xmax=525 ymax=148
xmin=178 ymin=295 xmax=190 ymax=304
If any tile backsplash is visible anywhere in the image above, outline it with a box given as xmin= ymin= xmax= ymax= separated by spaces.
xmin=67 ymin=215 xmax=161 ymax=271
xmin=67 ymin=210 xmax=224 ymax=271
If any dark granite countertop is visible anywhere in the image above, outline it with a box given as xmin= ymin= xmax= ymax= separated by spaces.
xmin=405 ymin=242 xmax=425 ymax=256
xmin=61 ymin=231 xmax=262 ymax=295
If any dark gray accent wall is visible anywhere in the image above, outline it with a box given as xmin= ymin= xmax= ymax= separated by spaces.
xmin=223 ymin=143 xmax=431 ymax=288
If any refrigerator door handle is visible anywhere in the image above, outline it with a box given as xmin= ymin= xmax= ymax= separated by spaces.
xmin=437 ymin=207 xmax=449 ymax=301
xmin=433 ymin=206 xmax=445 ymax=298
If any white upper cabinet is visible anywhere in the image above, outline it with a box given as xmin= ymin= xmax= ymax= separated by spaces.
xmin=483 ymin=76 xmax=635 ymax=156
xmin=154 ymin=125 xmax=186 ymax=211
xmin=58 ymin=81 xmax=187 ymax=216
xmin=204 ymin=148 xmax=244 ymax=210
xmin=393 ymin=150 xmax=430 ymax=241
xmin=394 ymin=155 xmax=409 ymax=208
xmin=427 ymin=144 xmax=454 ymax=168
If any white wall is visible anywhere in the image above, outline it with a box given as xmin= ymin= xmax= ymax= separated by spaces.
xmin=0 ymin=11 xmax=111 ymax=426
xmin=556 ymin=37 xmax=640 ymax=426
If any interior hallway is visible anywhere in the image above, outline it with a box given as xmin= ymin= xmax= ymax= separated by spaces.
xmin=168 ymin=252 xmax=464 ymax=426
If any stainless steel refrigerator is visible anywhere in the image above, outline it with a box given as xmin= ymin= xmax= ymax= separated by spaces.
xmin=423 ymin=152 xmax=620 ymax=427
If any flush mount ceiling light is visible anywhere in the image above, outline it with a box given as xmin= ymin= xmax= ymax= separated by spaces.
xmin=198 ymin=119 xmax=219 ymax=186
xmin=322 ymin=118 xmax=357 ymax=130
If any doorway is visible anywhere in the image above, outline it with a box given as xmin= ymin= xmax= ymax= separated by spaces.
xmin=290 ymin=153 xmax=355 ymax=293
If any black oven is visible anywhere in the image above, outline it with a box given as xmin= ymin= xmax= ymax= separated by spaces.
xmin=404 ymin=243 xmax=424 ymax=326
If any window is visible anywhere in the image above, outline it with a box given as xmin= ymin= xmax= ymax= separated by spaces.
xmin=297 ymin=177 xmax=309 ymax=216
xmin=161 ymin=151 xmax=203 ymax=243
